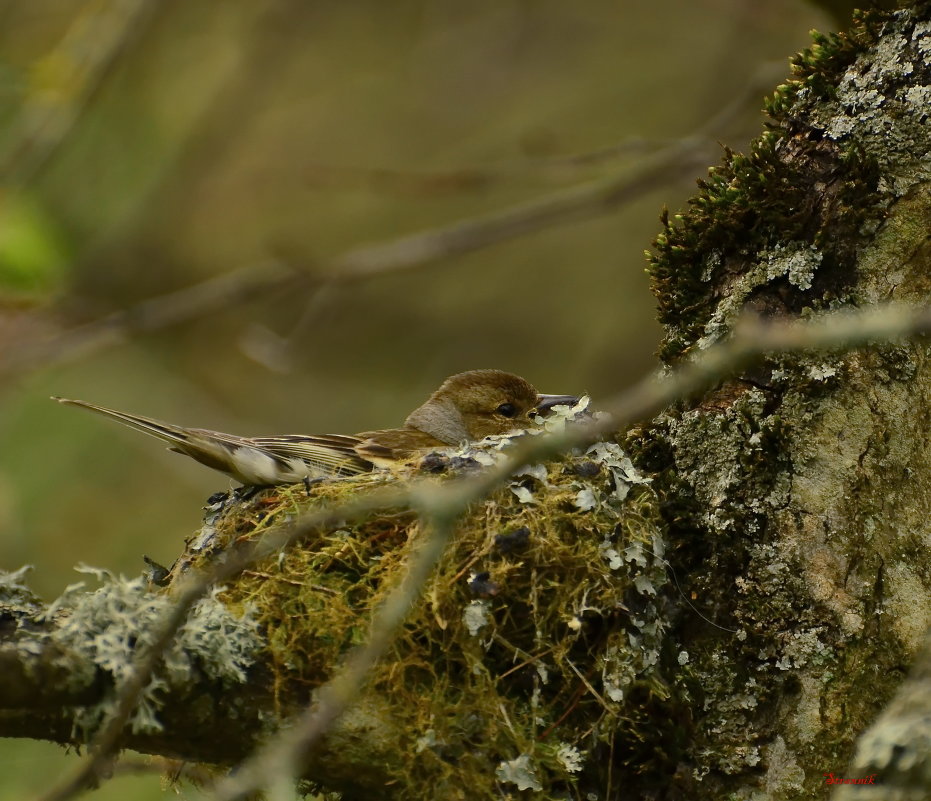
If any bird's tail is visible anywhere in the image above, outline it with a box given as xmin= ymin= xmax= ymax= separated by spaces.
xmin=51 ymin=397 xmax=196 ymax=448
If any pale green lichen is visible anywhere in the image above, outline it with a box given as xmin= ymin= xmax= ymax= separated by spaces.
xmin=696 ymin=244 xmax=825 ymax=350
xmin=662 ymin=387 xmax=789 ymax=535
xmin=766 ymin=243 xmax=823 ymax=291
xmin=586 ymin=440 xmax=653 ymax=501
xmin=555 ymin=742 xmax=584 ymax=773
xmin=41 ymin=566 xmax=262 ymax=734
xmin=0 ymin=565 xmax=39 ymax=606
xmin=757 ymin=737 xmax=807 ymax=799
xmin=461 ymin=599 xmax=490 ymax=637
xmin=495 ymin=753 xmax=542 ymax=792
xmin=805 ymin=10 xmax=931 ymax=196
xmin=0 ymin=564 xmax=33 ymax=592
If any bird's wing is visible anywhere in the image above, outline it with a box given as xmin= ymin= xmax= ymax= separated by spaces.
xmin=351 ymin=428 xmax=448 ymax=468
xmin=54 ymin=398 xmax=393 ymax=481
xmin=252 ymin=434 xmax=373 ymax=475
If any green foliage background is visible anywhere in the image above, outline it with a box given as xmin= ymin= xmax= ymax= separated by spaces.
xmin=0 ymin=0 xmax=831 ymax=797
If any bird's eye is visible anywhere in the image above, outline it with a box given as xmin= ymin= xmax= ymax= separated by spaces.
xmin=496 ymin=403 xmax=518 ymax=418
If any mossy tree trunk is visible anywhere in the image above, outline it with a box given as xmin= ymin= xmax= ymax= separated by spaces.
xmin=642 ymin=4 xmax=931 ymax=798
xmin=3 ymin=5 xmax=931 ymax=800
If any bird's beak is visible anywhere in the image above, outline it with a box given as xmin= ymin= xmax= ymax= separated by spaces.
xmin=534 ymin=394 xmax=579 ymax=413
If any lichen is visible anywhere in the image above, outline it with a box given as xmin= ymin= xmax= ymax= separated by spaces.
xmin=642 ymin=326 xmax=931 ymax=794
xmin=647 ymin=6 xmax=915 ymax=362
xmin=39 ymin=566 xmax=262 ymax=735
xmin=0 ymin=564 xmax=40 ymax=607
xmin=803 ymin=12 xmax=931 ymax=196
xmin=637 ymin=7 xmax=931 ymax=788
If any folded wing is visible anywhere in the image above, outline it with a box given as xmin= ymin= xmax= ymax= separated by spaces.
xmin=253 ymin=434 xmax=373 ymax=476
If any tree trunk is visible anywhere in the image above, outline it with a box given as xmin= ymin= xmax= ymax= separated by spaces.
xmin=3 ymin=4 xmax=931 ymax=800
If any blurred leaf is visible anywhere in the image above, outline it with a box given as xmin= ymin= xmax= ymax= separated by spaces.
xmin=0 ymin=191 xmax=67 ymax=295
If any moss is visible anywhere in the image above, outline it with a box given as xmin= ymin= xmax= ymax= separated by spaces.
xmin=644 ymin=5 xmax=931 ymax=362
xmin=765 ymin=10 xmax=887 ymax=115
xmin=633 ymin=6 xmax=931 ymax=799
xmin=162 ymin=442 xmax=691 ymax=799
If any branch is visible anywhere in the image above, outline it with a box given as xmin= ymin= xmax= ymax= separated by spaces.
xmin=0 ymin=0 xmax=161 ymax=185
xmin=3 ymin=62 xmax=778 ymax=382
xmin=0 ymin=260 xmax=304 ymax=380
xmin=37 ymin=302 xmax=931 ymax=801
xmin=295 ymin=59 xmax=782 ymax=280
xmin=298 ymin=61 xmax=783 ymax=198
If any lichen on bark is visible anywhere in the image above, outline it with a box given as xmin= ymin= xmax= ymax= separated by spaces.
xmin=4 ymin=6 xmax=931 ymax=800
xmin=639 ymin=3 xmax=931 ymax=798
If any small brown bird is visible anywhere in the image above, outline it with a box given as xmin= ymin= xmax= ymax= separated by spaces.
xmin=52 ymin=369 xmax=577 ymax=486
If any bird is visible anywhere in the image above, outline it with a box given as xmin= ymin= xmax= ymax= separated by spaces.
xmin=52 ymin=370 xmax=578 ymax=487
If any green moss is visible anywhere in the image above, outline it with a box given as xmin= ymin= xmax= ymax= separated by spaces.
xmin=647 ymin=3 xmax=929 ymax=362
xmin=162 ymin=447 xmax=692 ymax=798
xmin=766 ymin=10 xmax=887 ymax=116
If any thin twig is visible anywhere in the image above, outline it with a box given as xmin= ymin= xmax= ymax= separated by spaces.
xmin=300 ymin=136 xmax=678 ymax=196
xmin=296 ymin=60 xmax=784 ymax=199
xmin=498 ymin=646 xmax=557 ymax=680
xmin=245 ymin=61 xmax=784 ymax=371
xmin=301 ymin=62 xmax=782 ymax=280
xmin=38 ymin=303 xmax=931 ymax=801
xmin=210 ymin=510 xmax=460 ymax=801
xmin=0 ymin=0 xmax=161 ymax=185
xmin=204 ymin=305 xmax=931 ymax=800
xmin=240 ymin=133 xmax=714 ymax=373
xmin=565 ymin=659 xmax=610 ymax=711
xmin=4 ymin=134 xmax=700 ymax=383
xmin=0 ymin=260 xmax=304 ymax=380
xmin=36 ymin=487 xmax=409 ymax=801
xmin=6 ymin=61 xmax=780 ymax=381
xmin=4 ymin=124 xmax=700 ymax=381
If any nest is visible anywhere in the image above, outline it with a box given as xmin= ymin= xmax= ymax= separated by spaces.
xmin=161 ymin=435 xmax=671 ymax=799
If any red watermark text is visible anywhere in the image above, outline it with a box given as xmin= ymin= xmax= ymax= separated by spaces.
xmin=823 ymin=773 xmax=878 ymax=785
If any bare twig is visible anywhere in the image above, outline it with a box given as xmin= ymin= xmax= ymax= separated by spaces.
xmin=5 ymin=124 xmax=699 ymax=382
xmin=210 ymin=511 xmax=459 ymax=801
xmin=35 ymin=485 xmax=407 ymax=801
xmin=244 ymin=60 xmax=785 ymax=371
xmin=5 ymin=59 xmax=781 ymax=381
xmin=0 ymin=0 xmax=161 ymax=185
xmin=296 ymin=61 xmax=784 ymax=199
xmin=39 ymin=302 xmax=931 ymax=801
xmin=312 ymin=60 xmax=784 ymax=281
xmin=3 ymin=136 xmax=705 ymax=383
xmin=332 ymin=140 xmax=711 ymax=277
xmin=300 ymin=136 xmax=677 ymax=196
xmin=240 ymin=133 xmax=716 ymax=372
xmin=0 ymin=260 xmax=304 ymax=380
xmin=207 ymin=304 xmax=931 ymax=801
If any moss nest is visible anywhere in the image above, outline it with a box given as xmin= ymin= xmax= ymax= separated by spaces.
xmin=160 ymin=438 xmax=679 ymax=799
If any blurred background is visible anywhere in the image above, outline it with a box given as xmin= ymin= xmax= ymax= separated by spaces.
xmin=0 ymin=0 xmax=842 ymax=797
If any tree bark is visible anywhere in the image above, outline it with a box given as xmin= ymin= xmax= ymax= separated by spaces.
xmin=4 ymin=4 xmax=931 ymax=800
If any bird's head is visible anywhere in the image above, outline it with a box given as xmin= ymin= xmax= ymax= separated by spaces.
xmin=405 ymin=369 xmax=578 ymax=444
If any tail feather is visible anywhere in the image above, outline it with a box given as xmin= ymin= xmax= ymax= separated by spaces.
xmin=51 ymin=396 xmax=377 ymax=484
xmin=51 ymin=396 xmax=196 ymax=448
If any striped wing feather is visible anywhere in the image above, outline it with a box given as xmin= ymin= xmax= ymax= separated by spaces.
xmin=54 ymin=397 xmax=372 ymax=479
xmin=253 ymin=434 xmax=373 ymax=475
